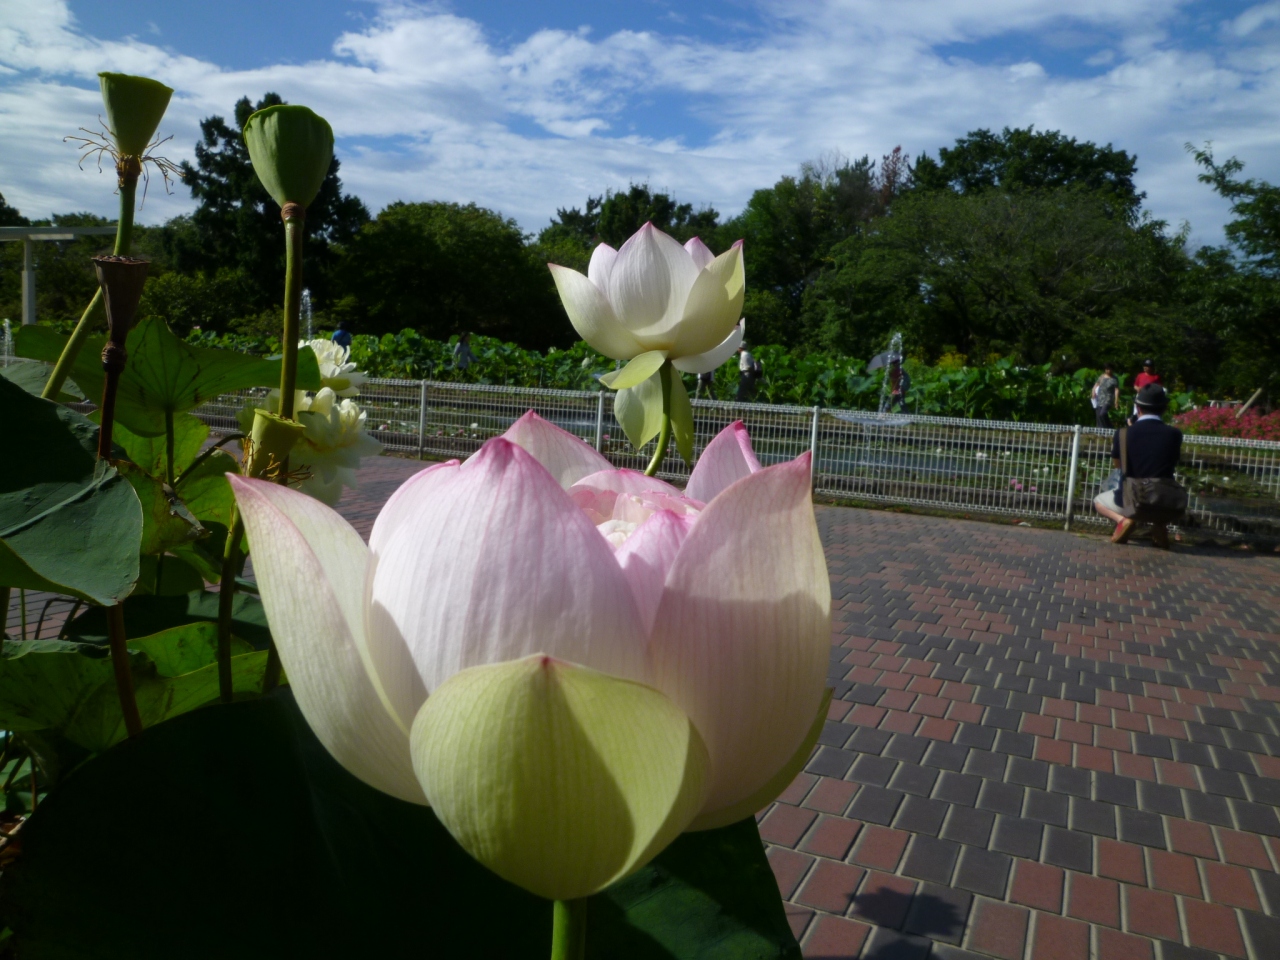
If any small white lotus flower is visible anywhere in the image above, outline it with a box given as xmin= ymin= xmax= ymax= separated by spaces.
xmin=294 ymin=388 xmax=383 ymax=505
xmin=303 ymin=338 xmax=368 ymax=397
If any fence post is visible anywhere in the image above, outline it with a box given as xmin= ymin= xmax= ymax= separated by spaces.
xmin=809 ymin=406 xmax=821 ymax=488
xmin=417 ymin=380 xmax=428 ymax=460
xmin=1063 ymin=424 xmax=1082 ymax=531
xmin=594 ymin=391 xmax=605 ymax=452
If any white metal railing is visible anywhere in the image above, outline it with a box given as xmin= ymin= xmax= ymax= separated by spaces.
xmin=187 ymin=377 xmax=1280 ymax=542
xmin=4 ymin=350 xmax=1265 ymax=541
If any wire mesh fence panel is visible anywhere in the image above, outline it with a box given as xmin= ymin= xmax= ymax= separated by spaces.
xmin=598 ymin=397 xmax=817 ymax=483
xmin=186 ymin=377 xmax=1280 ymax=542
xmin=419 ymin=381 xmax=602 ymax=462
xmin=815 ymin=411 xmax=1079 ymax=521
xmin=359 ymin=378 xmax=427 ymax=455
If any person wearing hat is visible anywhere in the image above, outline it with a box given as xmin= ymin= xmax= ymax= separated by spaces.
xmin=1134 ymin=358 xmax=1160 ymax=390
xmin=736 ymin=343 xmax=762 ymax=401
xmin=1093 ymin=382 xmax=1183 ymax=548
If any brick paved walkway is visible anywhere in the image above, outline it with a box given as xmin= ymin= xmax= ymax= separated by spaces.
xmin=16 ymin=451 xmax=1280 ymax=960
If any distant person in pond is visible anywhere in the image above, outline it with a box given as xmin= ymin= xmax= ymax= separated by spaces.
xmin=1093 ymin=383 xmax=1184 ymax=549
xmin=887 ymin=356 xmax=911 ymax=412
xmin=453 ymin=332 xmax=475 ymax=371
xmin=1134 ymin=359 xmax=1160 ymax=390
xmin=330 ymin=318 xmax=353 ymax=350
xmin=696 ymin=369 xmax=716 ymax=400
xmin=1092 ymin=363 xmax=1120 ymax=428
xmin=736 ymin=344 xmax=763 ymax=401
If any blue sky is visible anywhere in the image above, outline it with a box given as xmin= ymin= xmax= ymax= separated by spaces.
xmin=3 ymin=0 xmax=1279 ymax=247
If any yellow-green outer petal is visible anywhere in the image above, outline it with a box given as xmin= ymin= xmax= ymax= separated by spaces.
xmin=599 ymin=350 xmax=666 ymax=391
xmin=243 ymin=105 xmax=334 ymax=209
xmin=411 ymin=654 xmax=709 ymax=901
xmin=614 ymin=371 xmax=665 ymax=450
xmin=687 ymin=689 xmax=831 ymax=831
xmin=98 ymin=73 xmax=173 ymax=158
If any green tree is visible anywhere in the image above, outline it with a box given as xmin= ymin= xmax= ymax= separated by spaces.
xmin=802 ymin=187 xmax=1192 ymax=372
xmin=0 ymin=191 xmax=27 ymax=227
xmin=721 ymin=151 xmax=906 ymax=346
xmin=335 ymin=201 xmax=569 ymax=348
xmin=160 ymin=93 xmax=368 ymax=322
xmin=1184 ymin=147 xmax=1280 ymax=399
xmin=913 ymin=127 xmax=1142 ymax=216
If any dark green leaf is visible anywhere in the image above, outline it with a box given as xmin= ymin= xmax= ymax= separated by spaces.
xmin=126 ymin=621 xmax=250 ymax=676
xmin=0 ymin=694 xmax=800 ymax=960
xmin=0 ymin=376 xmax=142 ymax=604
xmin=0 ymin=361 xmax=82 ymax=402
xmin=116 ymin=462 xmax=205 ymax=556
xmin=64 ymin=588 xmax=271 ymax=651
xmin=16 ymin=320 xmax=321 ymax=437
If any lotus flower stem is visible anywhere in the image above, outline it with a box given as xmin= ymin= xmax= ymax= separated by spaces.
xmin=216 ymin=511 xmax=244 ymax=704
xmin=643 ymin=362 xmax=674 ymax=477
xmin=164 ymin=409 xmax=176 ymax=487
xmin=106 ymin=603 xmax=143 ymax=738
xmin=41 ymin=165 xmax=138 ymax=402
xmin=550 ymin=899 xmax=587 ymax=960
xmin=278 ymin=205 xmax=305 ymax=420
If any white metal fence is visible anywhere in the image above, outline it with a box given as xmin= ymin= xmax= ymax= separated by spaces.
xmin=191 ymin=377 xmax=1280 ymax=542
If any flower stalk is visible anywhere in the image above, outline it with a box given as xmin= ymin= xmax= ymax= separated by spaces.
xmin=550 ymin=899 xmax=587 ymax=960
xmin=91 ymin=254 xmax=149 ymax=738
xmin=644 ymin=362 xmax=674 ymax=477
xmin=278 ymin=204 xmax=306 ymax=420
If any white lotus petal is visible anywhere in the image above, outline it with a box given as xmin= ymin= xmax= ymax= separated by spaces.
xmin=685 ymin=420 xmax=763 ymax=503
xmin=368 ymin=438 xmax=649 ymax=694
xmin=608 ymin=223 xmax=699 ymax=339
xmin=502 ymin=411 xmax=612 ymax=489
xmin=670 ymin=241 xmax=745 ymax=358
xmin=588 ymin=243 xmax=618 ymax=288
xmin=684 ymin=236 xmax=715 ymax=271
xmin=230 ymin=476 xmax=426 ymax=805
xmin=549 ymin=264 xmax=645 ymax=361
xmin=672 ymin=320 xmax=745 ymax=375
xmin=648 ymin=455 xmax=830 ymax=816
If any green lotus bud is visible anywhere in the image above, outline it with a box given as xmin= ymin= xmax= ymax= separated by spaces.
xmin=243 ymin=105 xmax=334 ymax=210
xmin=248 ymin=407 xmax=305 ymax=479
xmin=98 ymin=73 xmax=173 ymax=158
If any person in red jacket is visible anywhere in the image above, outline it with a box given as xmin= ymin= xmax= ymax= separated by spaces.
xmin=1134 ymin=359 xmax=1160 ymax=390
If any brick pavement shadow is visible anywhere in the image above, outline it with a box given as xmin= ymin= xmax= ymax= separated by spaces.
xmin=849 ymin=888 xmax=964 ymax=959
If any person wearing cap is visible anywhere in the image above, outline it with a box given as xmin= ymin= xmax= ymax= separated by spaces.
xmin=1093 ymin=383 xmax=1182 ymax=548
xmin=887 ymin=355 xmax=911 ymax=413
xmin=736 ymin=343 xmax=762 ymax=401
xmin=1134 ymin=359 xmax=1160 ymax=390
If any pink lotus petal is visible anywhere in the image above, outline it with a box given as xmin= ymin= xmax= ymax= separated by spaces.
xmin=648 ymin=453 xmax=829 ymax=818
xmin=368 ymin=438 xmax=649 ymax=694
xmin=614 ymin=511 xmax=695 ymax=633
xmin=231 ymin=475 xmax=426 ymax=804
xmin=502 ymin=410 xmax=613 ymax=489
xmin=685 ymin=421 xmax=762 ymax=504
xmin=683 ymin=236 xmax=715 ymax=271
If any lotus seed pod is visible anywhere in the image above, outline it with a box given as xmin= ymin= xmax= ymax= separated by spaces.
xmin=98 ymin=73 xmax=173 ymax=158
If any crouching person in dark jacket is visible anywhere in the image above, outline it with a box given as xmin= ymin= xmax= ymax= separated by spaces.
xmin=1093 ymin=383 xmax=1184 ymax=549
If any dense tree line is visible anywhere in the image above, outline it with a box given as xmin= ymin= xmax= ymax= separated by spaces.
xmin=2 ymin=101 xmax=1278 ymax=401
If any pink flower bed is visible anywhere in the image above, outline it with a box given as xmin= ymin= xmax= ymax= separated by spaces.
xmin=1174 ymin=407 xmax=1280 ymax=442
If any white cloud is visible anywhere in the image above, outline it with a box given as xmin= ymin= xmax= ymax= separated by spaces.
xmin=0 ymin=0 xmax=1275 ymax=250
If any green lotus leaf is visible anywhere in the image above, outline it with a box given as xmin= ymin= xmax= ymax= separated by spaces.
xmin=243 ymin=104 xmax=334 ymax=209
xmin=98 ymin=73 xmax=173 ymax=158
xmin=411 ymin=655 xmax=709 ymax=901
xmin=0 ymin=376 xmax=141 ymax=605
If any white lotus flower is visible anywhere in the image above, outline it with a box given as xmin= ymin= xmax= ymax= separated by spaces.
xmin=236 ymin=387 xmax=381 ymax=505
xmin=303 ymin=338 xmax=368 ymax=397
xmin=549 ymin=224 xmax=745 ymax=375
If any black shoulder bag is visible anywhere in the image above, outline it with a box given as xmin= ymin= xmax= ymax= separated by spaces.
xmin=1119 ymin=427 xmax=1188 ymax=522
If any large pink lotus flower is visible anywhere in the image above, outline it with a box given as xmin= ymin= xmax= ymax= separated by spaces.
xmin=230 ymin=412 xmax=830 ymax=901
